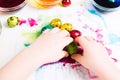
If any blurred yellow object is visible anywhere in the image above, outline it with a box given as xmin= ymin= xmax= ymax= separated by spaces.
xmin=27 ymin=0 xmax=62 ymax=9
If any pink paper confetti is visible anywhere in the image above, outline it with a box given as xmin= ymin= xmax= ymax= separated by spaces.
xmin=97 ymin=33 xmax=103 ymax=39
xmin=71 ymin=64 xmax=81 ymax=69
xmin=87 ymin=69 xmax=98 ymax=79
xmin=82 ymin=24 xmax=89 ymax=29
xmin=105 ymin=47 xmax=112 ymax=55
xmin=28 ymin=18 xmax=38 ymax=27
xmin=111 ymin=57 xmax=118 ymax=62
xmin=19 ymin=19 xmax=27 ymax=26
xmin=89 ymin=27 xmax=95 ymax=32
xmin=95 ymin=29 xmax=102 ymax=33
xmin=96 ymin=40 xmax=104 ymax=45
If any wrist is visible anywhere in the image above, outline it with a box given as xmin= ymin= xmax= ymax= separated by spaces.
xmin=21 ymin=47 xmax=46 ymax=67
xmin=92 ymin=59 xmax=120 ymax=80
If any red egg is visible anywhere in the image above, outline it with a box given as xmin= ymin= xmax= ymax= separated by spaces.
xmin=70 ymin=30 xmax=81 ymax=39
xmin=62 ymin=0 xmax=71 ymax=7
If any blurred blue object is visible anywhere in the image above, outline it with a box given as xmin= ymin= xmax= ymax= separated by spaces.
xmin=91 ymin=0 xmax=120 ymax=11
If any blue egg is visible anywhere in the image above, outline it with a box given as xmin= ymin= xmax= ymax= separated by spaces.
xmin=92 ymin=0 xmax=120 ymax=11
xmin=41 ymin=25 xmax=53 ymax=33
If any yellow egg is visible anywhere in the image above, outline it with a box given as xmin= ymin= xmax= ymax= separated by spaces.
xmin=50 ymin=18 xmax=62 ymax=28
xmin=61 ymin=23 xmax=73 ymax=31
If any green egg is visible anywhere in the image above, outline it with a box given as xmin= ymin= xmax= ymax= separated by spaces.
xmin=7 ymin=16 xmax=19 ymax=27
xmin=61 ymin=23 xmax=73 ymax=31
xmin=50 ymin=18 xmax=62 ymax=28
xmin=66 ymin=42 xmax=78 ymax=55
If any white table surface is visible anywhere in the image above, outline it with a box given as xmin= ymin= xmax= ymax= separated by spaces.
xmin=0 ymin=0 xmax=120 ymax=80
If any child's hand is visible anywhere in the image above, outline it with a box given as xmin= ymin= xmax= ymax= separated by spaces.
xmin=71 ymin=36 xmax=113 ymax=72
xmin=71 ymin=36 xmax=120 ymax=80
xmin=0 ymin=28 xmax=73 ymax=80
xmin=27 ymin=28 xmax=73 ymax=64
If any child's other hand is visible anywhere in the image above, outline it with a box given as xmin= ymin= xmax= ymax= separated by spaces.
xmin=71 ymin=36 xmax=112 ymax=72
xmin=27 ymin=28 xmax=73 ymax=64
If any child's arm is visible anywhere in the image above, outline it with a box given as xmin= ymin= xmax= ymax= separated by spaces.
xmin=0 ymin=28 xmax=73 ymax=80
xmin=72 ymin=36 xmax=120 ymax=80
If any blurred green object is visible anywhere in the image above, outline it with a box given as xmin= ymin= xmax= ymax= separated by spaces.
xmin=7 ymin=16 xmax=19 ymax=27
xmin=66 ymin=42 xmax=78 ymax=55
xmin=41 ymin=25 xmax=53 ymax=34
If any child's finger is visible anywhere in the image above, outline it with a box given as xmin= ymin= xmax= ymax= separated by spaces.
xmin=75 ymin=36 xmax=90 ymax=48
xmin=84 ymin=36 xmax=95 ymax=42
xmin=60 ymin=50 xmax=69 ymax=58
xmin=57 ymin=30 xmax=70 ymax=37
xmin=50 ymin=28 xmax=60 ymax=33
xmin=71 ymin=54 xmax=83 ymax=63
xmin=62 ymin=37 xmax=73 ymax=46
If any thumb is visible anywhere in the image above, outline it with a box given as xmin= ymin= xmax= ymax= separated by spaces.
xmin=71 ymin=54 xmax=83 ymax=63
xmin=59 ymin=50 xmax=69 ymax=59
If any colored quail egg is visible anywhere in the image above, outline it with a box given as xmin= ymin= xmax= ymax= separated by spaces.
xmin=62 ymin=0 xmax=71 ymax=7
xmin=61 ymin=23 xmax=73 ymax=31
xmin=66 ymin=42 xmax=78 ymax=55
xmin=70 ymin=30 xmax=82 ymax=39
xmin=7 ymin=16 xmax=19 ymax=27
xmin=50 ymin=18 xmax=62 ymax=28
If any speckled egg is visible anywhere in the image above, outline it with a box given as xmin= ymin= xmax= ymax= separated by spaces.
xmin=61 ymin=23 xmax=73 ymax=31
xmin=62 ymin=0 xmax=71 ymax=7
xmin=7 ymin=16 xmax=19 ymax=27
xmin=50 ymin=18 xmax=62 ymax=28
xmin=66 ymin=42 xmax=78 ymax=55
xmin=70 ymin=30 xmax=82 ymax=39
